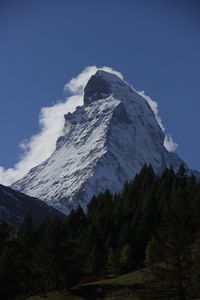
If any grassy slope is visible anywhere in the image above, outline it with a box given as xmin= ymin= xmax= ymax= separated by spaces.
xmin=81 ymin=270 xmax=144 ymax=287
xmin=70 ymin=270 xmax=144 ymax=299
xmin=26 ymin=292 xmax=82 ymax=300
xmin=26 ymin=270 xmax=144 ymax=300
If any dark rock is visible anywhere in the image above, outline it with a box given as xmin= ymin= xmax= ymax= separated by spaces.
xmin=0 ymin=184 xmax=64 ymax=228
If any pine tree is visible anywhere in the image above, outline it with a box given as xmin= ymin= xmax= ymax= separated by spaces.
xmin=18 ymin=215 xmax=37 ymax=295
xmin=119 ymin=244 xmax=133 ymax=273
xmin=190 ymin=233 xmax=200 ymax=298
xmin=144 ymin=210 xmax=193 ymax=300
xmin=0 ymin=244 xmax=19 ymax=299
xmin=106 ymin=248 xmax=118 ymax=275
xmin=0 ymin=222 xmax=11 ymax=254
xmin=145 ymin=238 xmax=162 ymax=266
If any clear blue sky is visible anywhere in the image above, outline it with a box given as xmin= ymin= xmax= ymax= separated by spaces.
xmin=0 ymin=0 xmax=200 ymax=170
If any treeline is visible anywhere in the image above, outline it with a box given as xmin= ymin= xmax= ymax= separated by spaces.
xmin=0 ymin=165 xmax=200 ymax=299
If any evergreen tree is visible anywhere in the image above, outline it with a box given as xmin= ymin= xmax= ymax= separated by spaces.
xmin=18 ymin=215 xmax=37 ymax=295
xmin=190 ymin=233 xmax=200 ymax=298
xmin=0 ymin=222 xmax=11 ymax=254
xmin=144 ymin=210 xmax=193 ymax=300
xmin=119 ymin=244 xmax=133 ymax=273
xmin=0 ymin=244 xmax=19 ymax=299
xmin=37 ymin=218 xmax=64 ymax=291
xmin=145 ymin=238 xmax=162 ymax=266
xmin=106 ymin=248 xmax=118 ymax=275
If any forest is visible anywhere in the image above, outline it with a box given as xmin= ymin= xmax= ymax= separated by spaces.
xmin=0 ymin=164 xmax=200 ymax=299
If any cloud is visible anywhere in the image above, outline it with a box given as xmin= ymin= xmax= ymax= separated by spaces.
xmin=137 ymin=91 xmax=178 ymax=152
xmin=164 ymin=134 xmax=178 ymax=152
xmin=0 ymin=66 xmax=123 ymax=186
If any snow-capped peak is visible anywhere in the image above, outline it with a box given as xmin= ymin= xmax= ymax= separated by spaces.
xmin=84 ymin=70 xmax=133 ymax=105
xmin=94 ymin=69 xmax=123 ymax=82
xmin=12 ymin=70 xmax=186 ymax=213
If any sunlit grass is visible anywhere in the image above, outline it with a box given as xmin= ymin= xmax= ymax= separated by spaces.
xmin=80 ymin=270 xmax=144 ymax=287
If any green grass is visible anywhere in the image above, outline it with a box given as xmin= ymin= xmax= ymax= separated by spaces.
xmin=26 ymin=291 xmax=83 ymax=300
xmin=26 ymin=270 xmax=144 ymax=300
xmin=80 ymin=270 xmax=144 ymax=288
xmin=68 ymin=270 xmax=144 ymax=299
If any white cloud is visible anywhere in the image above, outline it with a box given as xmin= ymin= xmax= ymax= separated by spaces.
xmin=137 ymin=91 xmax=178 ymax=152
xmin=0 ymin=66 xmax=122 ymax=186
xmin=164 ymin=134 xmax=178 ymax=152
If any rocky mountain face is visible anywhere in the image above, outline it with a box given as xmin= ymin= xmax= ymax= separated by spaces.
xmin=0 ymin=184 xmax=63 ymax=227
xmin=13 ymin=70 xmax=186 ymax=213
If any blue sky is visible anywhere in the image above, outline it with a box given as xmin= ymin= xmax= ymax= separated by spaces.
xmin=0 ymin=0 xmax=199 ymax=180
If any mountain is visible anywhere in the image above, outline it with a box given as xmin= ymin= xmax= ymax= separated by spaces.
xmin=12 ymin=70 xmax=186 ymax=213
xmin=0 ymin=184 xmax=63 ymax=227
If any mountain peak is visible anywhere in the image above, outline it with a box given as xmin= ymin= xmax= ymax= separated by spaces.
xmin=95 ymin=70 xmax=122 ymax=82
xmin=12 ymin=70 xmax=187 ymax=214
xmin=83 ymin=70 xmax=128 ymax=105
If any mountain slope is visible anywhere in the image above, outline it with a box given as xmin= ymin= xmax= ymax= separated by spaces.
xmin=13 ymin=70 xmax=185 ymax=212
xmin=0 ymin=184 xmax=63 ymax=227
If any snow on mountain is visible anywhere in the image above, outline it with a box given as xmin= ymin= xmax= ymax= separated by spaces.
xmin=12 ymin=70 xmax=186 ymax=213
